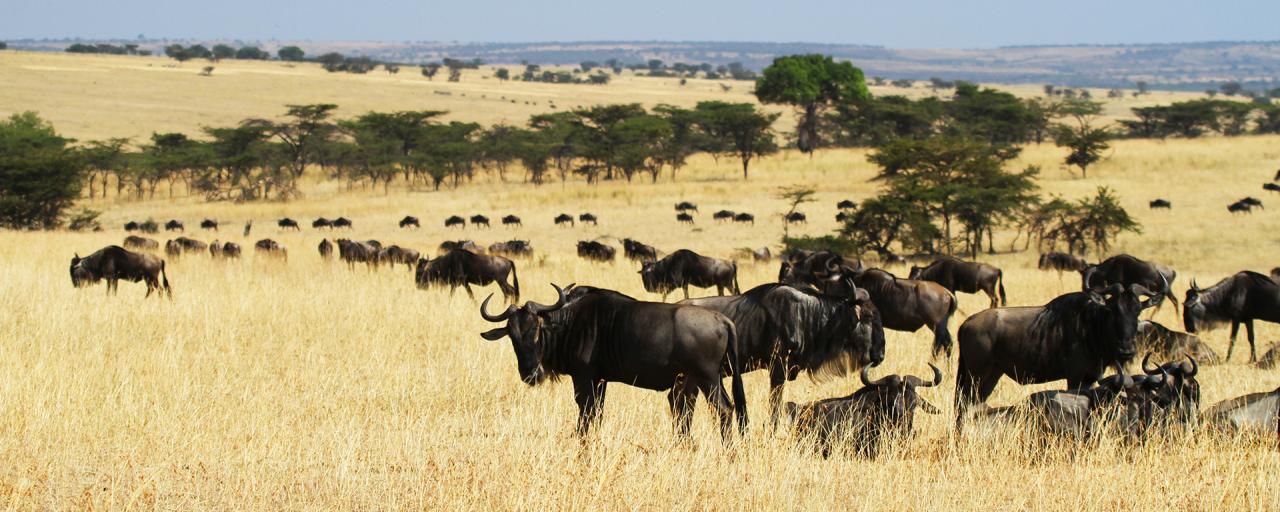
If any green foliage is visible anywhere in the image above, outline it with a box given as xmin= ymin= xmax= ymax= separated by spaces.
xmin=494 ymin=68 xmax=509 ymax=81
xmin=277 ymin=46 xmax=305 ymax=62
xmin=1121 ymin=99 xmax=1267 ymax=138
xmin=944 ymin=83 xmax=1039 ymax=145
xmin=755 ymin=54 xmax=869 ymax=154
xmin=1032 ymin=187 xmax=1140 ymax=255
xmin=421 ymin=63 xmax=441 ymax=80
xmin=0 ymin=112 xmax=86 ymax=229
xmin=1052 ymin=105 xmax=1112 ymax=178
xmin=694 ymin=101 xmax=779 ymax=179
xmin=66 ymin=208 xmax=101 ymax=231
xmin=211 ymin=44 xmax=235 ymax=60
xmin=235 ymin=46 xmax=269 ymax=60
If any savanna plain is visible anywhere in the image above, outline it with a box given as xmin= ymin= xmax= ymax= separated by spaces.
xmin=0 ymin=51 xmax=1278 ymax=509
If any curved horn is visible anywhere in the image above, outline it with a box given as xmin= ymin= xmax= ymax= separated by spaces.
xmin=1182 ymin=354 xmax=1198 ymax=378
xmin=1081 ymin=266 xmax=1096 ymax=291
xmin=906 ymin=363 xmax=944 ymax=388
xmin=1144 ymin=368 xmax=1168 ymax=390
xmin=527 ymin=283 xmax=566 ymax=315
xmin=1129 ymin=283 xmax=1154 ymax=298
xmin=825 ymin=254 xmax=841 ymax=273
xmin=859 ymin=362 xmax=885 ymax=387
xmin=1141 ymin=352 xmax=1159 ymax=375
xmin=1114 ymin=361 xmax=1132 ymax=389
xmin=1190 ymin=279 xmax=1199 ymax=292
xmin=480 ymin=294 xmax=516 ymax=322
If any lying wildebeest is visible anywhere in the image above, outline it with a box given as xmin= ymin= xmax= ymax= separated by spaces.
xmin=380 ymin=245 xmax=421 ymax=270
xmin=973 ymin=374 xmax=1129 ymax=440
xmin=318 ymin=239 xmax=333 ymax=259
xmin=488 ymin=240 xmax=533 ymax=258
xmin=1149 ymin=199 xmax=1172 ymax=209
xmin=554 ymin=213 xmax=574 ymax=227
xmin=123 ymin=235 xmax=159 ymax=251
xmin=336 ymin=238 xmax=380 ymax=269
xmin=577 ymin=241 xmax=615 ymax=262
xmin=682 ymin=282 xmax=885 ymax=426
xmin=1138 ymin=353 xmax=1201 ymax=427
xmin=139 ymin=220 xmax=159 ymax=233
xmin=785 ymin=364 xmax=941 ymax=458
xmin=278 ymin=218 xmax=300 ymax=231
xmin=1201 ymin=386 xmax=1280 ymax=435
xmin=479 ymin=285 xmax=746 ymax=439
xmin=213 ymin=241 xmax=241 ymax=258
xmin=164 ymin=219 xmax=184 ymax=232
xmin=165 ymin=237 xmax=207 ymax=257
xmin=254 ymin=239 xmax=287 ymax=259
xmin=70 ymin=245 xmax=171 ymax=298
xmin=1259 ymin=343 xmax=1280 ymax=369
xmin=640 ymin=249 xmax=740 ymax=300
xmin=1082 ymin=254 xmax=1178 ymax=311
xmin=470 ymin=215 xmax=490 ymax=228
xmin=445 ymin=215 xmax=466 ymax=229
xmin=713 ymin=210 xmax=735 ymax=222
xmin=578 ymin=213 xmax=598 ymax=226
xmin=1136 ymin=320 xmax=1220 ymax=364
xmin=1184 ymin=271 xmax=1280 ymax=363
xmin=676 ymin=212 xmax=694 ymax=225
xmin=1039 ymin=252 xmax=1088 ymax=274
xmin=313 ymin=217 xmax=332 ymax=229
xmin=332 ymin=217 xmax=353 ymax=229
xmin=415 ymin=249 xmax=519 ymax=301
xmin=124 ymin=221 xmax=139 ymax=232
xmin=200 ymin=219 xmax=218 ymax=231
xmin=785 ymin=212 xmax=807 ymax=224
xmin=501 ymin=215 xmax=522 ymax=228
xmin=1265 ymin=183 xmax=1280 ymax=193
xmin=399 ymin=216 xmax=419 ymax=229
xmin=439 ymin=240 xmax=483 ymax=254
xmin=908 ymin=256 xmax=1006 ymax=308
xmin=675 ymin=201 xmax=698 ymax=213
xmin=837 ymin=199 xmax=856 ymax=210
xmin=955 ymin=284 xmax=1159 ymax=431
xmin=623 ymin=238 xmax=658 ymax=263
xmin=1228 ymin=201 xmax=1254 ymax=214
xmin=734 ymin=213 xmax=754 ymax=225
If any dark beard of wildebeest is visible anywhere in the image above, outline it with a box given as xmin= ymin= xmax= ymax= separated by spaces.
xmin=70 ymin=245 xmax=171 ymax=298
xmin=1201 ymin=385 xmax=1280 ymax=435
xmin=908 ymin=256 xmax=1007 ymax=308
xmin=784 ymin=363 xmax=941 ymax=458
xmin=478 ymin=284 xmax=747 ymax=440
xmin=415 ymin=250 xmax=520 ymax=302
xmin=335 ymin=239 xmax=380 ymax=270
xmin=379 ymin=245 xmax=421 ymax=270
xmin=680 ymin=282 xmax=885 ymax=428
xmin=318 ymin=239 xmax=333 ymax=259
xmin=1184 ymin=271 xmax=1280 ymax=363
xmin=622 ymin=238 xmax=658 ymax=263
xmin=640 ymin=249 xmax=740 ymax=300
xmin=953 ymin=284 xmax=1158 ymax=433
xmin=1082 ymin=254 xmax=1178 ymax=312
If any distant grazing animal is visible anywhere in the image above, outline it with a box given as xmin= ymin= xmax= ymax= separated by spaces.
xmin=200 ymin=219 xmax=218 ymax=231
xmin=1264 ymin=183 xmax=1280 ymax=193
xmin=415 ymin=250 xmax=519 ymax=301
xmin=214 ymin=241 xmax=241 ymax=258
xmin=576 ymin=241 xmax=615 ymax=262
xmin=318 ymin=239 xmax=333 ymax=259
xmin=165 ymin=237 xmax=207 ymax=257
xmin=70 ymin=245 xmax=171 ymax=298
xmin=1229 ymin=201 xmax=1254 ymax=214
xmin=837 ymin=199 xmax=856 ymax=210
xmin=713 ymin=210 xmax=735 ymax=222
xmin=1149 ymin=199 xmax=1172 ymax=209
xmin=399 ymin=216 xmax=420 ymax=229
xmin=785 ymin=364 xmax=941 ymax=457
xmin=123 ymin=236 xmax=159 ymax=251
xmin=164 ymin=220 xmax=184 ymax=232
xmin=488 ymin=240 xmax=533 ymax=258
xmin=554 ymin=213 xmax=574 ymax=227
xmin=335 ymin=239 xmax=379 ymax=269
xmin=1184 ymin=271 xmax=1280 ymax=363
xmin=623 ymin=238 xmax=658 ymax=263
xmin=243 ymin=221 xmax=252 ymax=237
xmin=254 ymin=239 xmax=287 ymax=259
xmin=470 ymin=215 xmax=491 ymax=228
xmin=1137 ymin=320 xmax=1220 ymax=364
xmin=836 ymin=212 xmax=849 ymax=223
xmin=675 ymin=201 xmax=698 ymax=213
xmin=676 ymin=212 xmax=695 ymax=224
xmin=124 ymin=221 xmax=139 ymax=232
xmin=501 ymin=215 xmax=522 ymax=228
xmin=478 ymin=285 xmax=746 ymax=439
xmin=733 ymin=213 xmax=754 ymax=225
xmin=332 ymin=217 xmax=353 ymax=229
xmin=138 ymin=220 xmax=158 ymax=233
xmin=640 ymin=249 xmax=740 ymax=300
xmin=1038 ymin=252 xmax=1088 ymax=274
xmin=1201 ymin=386 xmax=1280 ymax=435
xmin=752 ymin=247 xmax=771 ymax=261
xmin=438 ymin=240 xmax=483 ymax=254
xmin=380 ymin=245 xmax=421 ymax=270
xmin=1082 ymin=254 xmax=1178 ymax=311
xmin=578 ymin=213 xmax=598 ymax=226
xmin=908 ymin=256 xmax=1006 ymax=308
xmin=445 ymin=215 xmax=466 ymax=229
xmin=312 ymin=218 xmax=332 ymax=229
xmin=785 ymin=212 xmax=807 ymax=224
xmin=1241 ymin=196 xmax=1264 ymax=208
xmin=278 ymin=218 xmax=300 ymax=231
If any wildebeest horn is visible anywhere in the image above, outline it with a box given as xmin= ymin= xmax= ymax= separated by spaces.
xmin=527 ymin=283 xmax=566 ymax=314
xmin=1141 ymin=352 xmax=1159 ymax=375
xmin=1190 ymin=279 xmax=1199 ymax=292
xmin=859 ymin=362 xmax=885 ymax=387
xmin=905 ymin=363 xmax=943 ymax=388
xmin=1114 ymin=361 xmax=1132 ymax=389
xmin=1182 ymin=355 xmax=1198 ymax=378
xmin=480 ymin=294 xmax=516 ymax=322
xmin=1143 ymin=368 xmax=1168 ymax=390
xmin=1129 ymin=283 xmax=1153 ymax=297
xmin=825 ymin=255 xmax=841 ymax=273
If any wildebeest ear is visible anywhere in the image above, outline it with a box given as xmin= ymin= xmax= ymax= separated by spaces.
xmin=480 ymin=328 xmax=508 ymax=341
xmin=853 ymin=288 xmax=871 ymax=304
xmin=917 ymin=399 xmax=941 ymax=415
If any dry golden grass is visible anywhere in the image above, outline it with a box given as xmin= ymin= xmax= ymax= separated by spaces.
xmin=1 ymin=51 xmax=1279 ymax=509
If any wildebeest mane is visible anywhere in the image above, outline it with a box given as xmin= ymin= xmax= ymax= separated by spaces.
xmin=534 ymin=290 xmax=636 ymax=381
xmin=754 ymin=284 xmax=867 ymax=379
xmin=1028 ymin=292 xmax=1114 ymax=359
xmin=1195 ymin=271 xmax=1275 ymax=326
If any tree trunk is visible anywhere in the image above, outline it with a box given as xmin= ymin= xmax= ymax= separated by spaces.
xmin=741 ymin=157 xmax=750 ymax=180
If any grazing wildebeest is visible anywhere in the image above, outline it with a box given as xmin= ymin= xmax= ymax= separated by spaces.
xmin=675 ymin=201 xmax=698 ymax=213
xmin=243 ymin=221 xmax=252 ymax=237
xmin=438 ymin=240 xmax=483 ymax=254
xmin=734 ymin=213 xmax=754 ymax=225
xmin=478 ymin=285 xmax=746 ymax=439
xmin=139 ymin=220 xmax=158 ymax=233
xmin=623 ymin=238 xmax=658 ymax=263
xmin=576 ymin=241 xmax=615 ymax=262
xmin=278 ymin=218 xmax=300 ymax=231
xmin=837 ymin=199 xmax=856 ymax=210
xmin=445 ymin=215 xmax=466 ymax=229
xmin=165 ymin=237 xmax=207 ymax=257
xmin=785 ymin=364 xmax=941 ymax=457
xmin=785 ymin=212 xmax=807 ymax=224
xmin=399 ymin=216 xmax=419 ymax=229
xmin=318 ymin=239 xmax=333 ymax=259
xmin=1241 ymin=196 xmax=1264 ymax=208
xmin=1228 ymin=201 xmax=1254 ymax=214
xmin=1149 ymin=199 xmax=1172 ymax=209
xmin=332 ymin=217 xmax=352 ymax=229
xmin=255 ymin=239 xmax=287 ymax=259
xmin=973 ymin=374 xmax=1129 ymax=440
xmin=164 ymin=220 xmax=184 ymax=232
xmin=336 ymin=238 xmax=380 ymax=269
xmin=682 ymin=282 xmax=885 ymax=426
xmin=470 ymin=215 xmax=491 ymax=228
xmin=640 ymin=249 xmax=740 ymax=300
xmin=216 ymin=241 xmax=241 ymax=258
xmin=123 ymin=235 xmax=159 ymax=251
xmin=488 ymin=240 xmax=533 ymax=258
xmin=676 ymin=212 xmax=694 ymax=225
xmin=70 ymin=245 xmax=171 ymax=298
xmin=415 ymin=250 xmax=519 ymax=301
xmin=1265 ymin=183 xmax=1280 ymax=193
xmin=835 ymin=211 xmax=849 ymax=223
xmin=848 ymin=268 xmax=957 ymax=357
xmin=200 ymin=219 xmax=218 ymax=231
xmin=954 ymin=284 xmax=1158 ymax=431
xmin=908 ymin=256 xmax=1006 ymax=308
xmin=1039 ymin=252 xmax=1088 ymax=274
xmin=313 ymin=217 xmax=332 ymax=229
xmin=554 ymin=213 xmax=574 ymax=227
xmin=124 ymin=221 xmax=139 ymax=232
xmin=501 ymin=215 xmax=522 ymax=228
xmin=752 ymin=247 xmax=771 ymax=262
xmin=1201 ymin=386 xmax=1280 ymax=435
xmin=1136 ymin=320 xmax=1220 ymax=365
xmin=1082 ymin=254 xmax=1178 ymax=311
xmin=1184 ymin=271 xmax=1280 ymax=363
xmin=578 ymin=213 xmax=598 ymax=226
xmin=713 ymin=210 xmax=735 ymax=222
xmin=380 ymin=245 xmax=421 ymax=269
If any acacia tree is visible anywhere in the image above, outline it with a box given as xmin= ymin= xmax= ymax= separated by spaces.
xmin=81 ymin=138 xmax=130 ymax=199
xmin=695 ymin=101 xmax=778 ymax=179
xmin=421 ymin=63 xmax=441 ymax=80
xmin=0 ymin=112 xmax=86 ymax=229
xmin=277 ymin=46 xmax=305 ymax=62
xmin=244 ymin=104 xmax=339 ymax=197
xmin=1052 ymin=100 xmax=1110 ymax=178
xmin=755 ymin=54 xmax=869 ymax=155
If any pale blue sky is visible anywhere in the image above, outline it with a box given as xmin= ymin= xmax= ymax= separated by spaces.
xmin=4 ymin=0 xmax=1278 ymax=48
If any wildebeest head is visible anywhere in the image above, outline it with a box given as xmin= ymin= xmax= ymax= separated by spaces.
xmin=1182 ymin=280 xmax=1218 ymax=334
xmin=1140 ymin=353 xmax=1200 ymax=424
xmin=69 ymin=254 xmax=96 ymax=287
xmin=858 ymin=363 xmax=943 ymax=435
xmin=1083 ymin=284 xmax=1158 ymax=362
xmin=479 ymin=284 xmax=568 ymax=386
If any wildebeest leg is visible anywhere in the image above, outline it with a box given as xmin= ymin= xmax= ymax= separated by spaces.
xmin=985 ymin=288 xmax=998 ymax=309
xmin=954 ymin=365 xmax=999 ymax=434
xmin=572 ymin=377 xmax=607 ymax=437
xmin=1246 ymin=320 xmax=1258 ymax=363
xmin=666 ymin=379 xmax=696 ymax=439
xmin=767 ymin=360 xmax=787 ymax=431
xmin=1227 ymin=321 xmax=1241 ymax=362
xmin=696 ymin=371 xmax=737 ymax=442
xmin=684 ymin=285 xmax=691 ymax=300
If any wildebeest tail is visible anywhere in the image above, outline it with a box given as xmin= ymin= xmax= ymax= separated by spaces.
xmin=933 ymin=292 xmax=957 ymax=358
xmin=732 ymin=261 xmax=741 ymax=294
xmin=997 ymin=270 xmax=1007 ymax=306
xmin=510 ymin=262 xmax=521 ymax=300
xmin=161 ymin=259 xmax=172 ymax=299
xmin=725 ymin=321 xmax=748 ymax=434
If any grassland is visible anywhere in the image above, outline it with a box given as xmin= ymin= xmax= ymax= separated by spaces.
xmin=1 ymin=51 xmax=1279 ymax=509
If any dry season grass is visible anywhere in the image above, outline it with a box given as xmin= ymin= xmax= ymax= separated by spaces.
xmin=1 ymin=51 xmax=1279 ymax=509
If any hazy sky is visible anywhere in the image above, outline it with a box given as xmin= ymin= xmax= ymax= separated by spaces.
xmin=5 ymin=0 xmax=1278 ymax=48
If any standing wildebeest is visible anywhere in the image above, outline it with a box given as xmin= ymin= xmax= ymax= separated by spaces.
xmin=488 ymin=240 xmax=533 ymax=258
xmin=200 ymin=219 xmax=218 ymax=231
xmin=908 ymin=256 xmax=1006 ymax=308
xmin=1136 ymin=320 xmax=1220 ymax=364
xmin=318 ymin=239 xmax=333 ymax=259
xmin=554 ymin=213 xmax=574 ymax=227
xmin=123 ymin=235 xmax=159 ymax=251
xmin=1228 ymin=201 xmax=1254 ymax=214
xmin=470 ymin=215 xmax=490 ymax=228
xmin=478 ymin=285 xmax=746 ymax=439
xmin=713 ymin=210 xmax=735 ymax=222
xmin=255 ymin=239 xmax=287 ymax=259
xmin=954 ymin=285 xmax=1158 ymax=430
xmin=623 ymin=238 xmax=658 ymax=263
xmin=578 ymin=213 xmax=598 ymax=226
xmin=399 ymin=216 xmax=419 ymax=229
xmin=1039 ymin=252 xmax=1088 ymax=274
xmin=445 ymin=215 xmax=466 ymax=229
xmin=1265 ymin=183 xmax=1280 ymax=193
xmin=837 ymin=199 xmax=856 ymax=210
xmin=501 ymin=215 xmax=522 ymax=228
xmin=164 ymin=219 xmax=184 ymax=232
xmin=676 ymin=212 xmax=695 ymax=225
xmin=214 ymin=241 xmax=242 ymax=258
xmin=1201 ymin=386 xmax=1280 ymax=435
xmin=139 ymin=220 xmax=159 ymax=233
xmin=336 ymin=239 xmax=380 ymax=269
xmin=332 ymin=217 xmax=353 ymax=229
xmin=313 ymin=217 xmax=332 ymax=229
xmin=278 ymin=218 xmax=300 ymax=231
xmin=1149 ymin=199 xmax=1172 ymax=209
xmin=1082 ymin=254 xmax=1178 ymax=311
xmin=1241 ymin=196 xmax=1264 ymax=208
xmin=124 ymin=221 xmax=139 ymax=232
xmin=681 ymin=282 xmax=885 ymax=426
xmin=415 ymin=249 xmax=519 ymax=301
xmin=380 ymin=245 xmax=421 ymax=270
xmin=70 ymin=245 xmax=171 ymax=298
xmin=576 ymin=241 xmax=615 ymax=262
xmin=785 ymin=212 xmax=807 ymax=224
xmin=243 ymin=221 xmax=252 ymax=237
xmin=165 ymin=237 xmax=207 ymax=257
xmin=1184 ymin=271 xmax=1280 ymax=363
xmin=849 ymin=268 xmax=957 ymax=357
xmin=640 ymin=249 xmax=740 ymax=300
xmin=733 ymin=212 xmax=754 ymax=225
xmin=675 ymin=201 xmax=698 ymax=213
xmin=785 ymin=364 xmax=941 ymax=458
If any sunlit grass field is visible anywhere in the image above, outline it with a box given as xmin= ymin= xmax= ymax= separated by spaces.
xmin=1 ymin=51 xmax=1279 ymax=509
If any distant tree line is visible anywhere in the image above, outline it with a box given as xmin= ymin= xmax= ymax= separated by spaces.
xmin=66 ymin=43 xmax=151 ymax=56
xmin=1120 ymin=99 xmax=1280 ymax=138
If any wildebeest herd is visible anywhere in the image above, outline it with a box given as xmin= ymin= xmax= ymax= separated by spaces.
xmin=72 ymin=211 xmax=1280 ymax=457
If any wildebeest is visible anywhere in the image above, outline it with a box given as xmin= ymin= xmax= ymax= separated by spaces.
xmin=578 ymin=213 xmax=598 ymax=226
xmin=318 ymin=239 xmax=333 ymax=259
xmin=1136 ymin=320 xmax=1220 ymax=364
xmin=380 ymin=245 xmax=421 ymax=269
xmin=1184 ymin=271 xmax=1280 ymax=362
xmin=336 ymin=238 xmax=380 ymax=269
xmin=785 ymin=364 xmax=941 ymax=457
xmin=908 ymin=256 xmax=1007 ymax=308
xmin=640 ymin=249 xmax=740 ymax=300
xmin=278 ymin=218 xmax=300 ymax=231
xmin=713 ymin=210 xmax=735 ymax=222
xmin=734 ymin=213 xmax=754 ymax=225
xmin=751 ymin=247 xmax=772 ymax=262
xmin=501 ymin=215 xmax=522 ymax=228
xmin=415 ymin=249 xmax=519 ymax=301
xmin=164 ymin=219 xmax=184 ymax=232
xmin=213 ymin=241 xmax=241 ymax=258
xmin=835 ymin=211 xmax=849 ymax=223
xmin=1265 ymin=183 xmax=1280 ymax=193
xmin=954 ymin=285 xmax=1159 ymax=430
xmin=785 ymin=212 xmax=807 ymax=224
xmin=576 ymin=240 xmax=615 ymax=262
xmin=848 ymin=268 xmax=957 ymax=357
xmin=676 ymin=212 xmax=694 ymax=225
xmin=478 ymin=284 xmax=746 ymax=439
xmin=675 ymin=201 xmax=698 ymax=213
xmin=682 ymin=282 xmax=885 ymax=426
xmin=165 ymin=237 xmax=207 ymax=257
xmin=1149 ymin=199 xmax=1172 ymax=209
xmin=1138 ymin=353 xmax=1201 ymax=427
xmin=837 ymin=199 xmax=856 ymax=210
xmin=1202 ymin=386 xmax=1280 ymax=435
xmin=70 ymin=245 xmax=171 ymax=298
xmin=254 ymin=239 xmax=287 ymax=259
xmin=470 ymin=215 xmax=490 ymax=228
xmin=313 ymin=217 xmax=332 ymax=229
xmin=1082 ymin=254 xmax=1178 ymax=311
xmin=399 ymin=216 xmax=419 ymax=229
xmin=554 ymin=213 xmax=574 ymax=227
xmin=243 ymin=221 xmax=252 ymax=237
xmin=1228 ymin=201 xmax=1254 ymax=214
xmin=445 ymin=215 xmax=466 ymax=229
xmin=488 ymin=240 xmax=533 ymax=258
xmin=623 ymin=238 xmax=658 ymax=263
xmin=1039 ymin=252 xmax=1088 ymax=274
xmin=1241 ymin=196 xmax=1264 ymax=208
xmin=123 ymin=235 xmax=159 ymax=251
xmin=139 ymin=220 xmax=158 ymax=233
xmin=438 ymin=240 xmax=482 ymax=255
xmin=200 ymin=219 xmax=218 ymax=231
xmin=973 ymin=374 xmax=1129 ymax=440
xmin=124 ymin=221 xmax=139 ymax=232
xmin=332 ymin=217 xmax=353 ymax=229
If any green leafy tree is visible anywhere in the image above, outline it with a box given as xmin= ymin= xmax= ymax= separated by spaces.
xmin=164 ymin=44 xmax=190 ymax=62
xmin=236 ymin=46 xmax=269 ymax=60
xmin=421 ymin=62 xmax=441 ymax=80
xmin=945 ymin=82 xmax=1039 ymax=145
xmin=694 ymin=101 xmax=779 ymax=179
xmin=755 ymin=54 xmax=869 ymax=155
xmin=613 ymin=114 xmax=673 ymax=182
xmin=243 ymin=104 xmax=339 ymax=197
xmin=277 ymin=46 xmax=305 ymax=62
xmin=211 ymin=44 xmax=235 ymax=60
xmin=494 ymin=68 xmax=509 ymax=81
xmin=1051 ymin=100 xmax=1111 ymax=178
xmin=568 ymin=103 xmax=647 ymax=182
xmin=81 ymin=138 xmax=130 ymax=199
xmin=0 ymin=112 xmax=86 ymax=229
